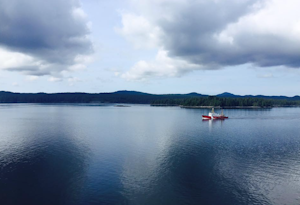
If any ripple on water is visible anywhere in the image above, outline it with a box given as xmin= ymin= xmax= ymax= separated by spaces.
xmin=0 ymin=105 xmax=300 ymax=205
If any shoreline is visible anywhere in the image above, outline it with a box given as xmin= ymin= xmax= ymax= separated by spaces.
xmin=152 ymin=104 xmax=300 ymax=109
xmin=180 ymin=105 xmax=273 ymax=109
xmin=1 ymin=102 xmax=300 ymax=108
xmin=151 ymin=104 xmax=279 ymax=109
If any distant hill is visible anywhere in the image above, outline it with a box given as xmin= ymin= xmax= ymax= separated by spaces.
xmin=0 ymin=90 xmax=206 ymax=104
xmin=216 ymin=92 xmax=300 ymax=100
xmin=186 ymin=92 xmax=207 ymax=97
xmin=217 ymin=92 xmax=237 ymax=98
xmin=0 ymin=90 xmax=299 ymax=104
xmin=111 ymin=90 xmax=150 ymax=95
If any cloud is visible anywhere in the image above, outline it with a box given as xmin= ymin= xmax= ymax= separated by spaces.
xmin=0 ymin=48 xmax=39 ymax=69
xmin=0 ymin=0 xmax=93 ymax=76
xmin=26 ymin=75 xmax=39 ymax=81
xmin=119 ymin=0 xmax=300 ymax=80
xmin=257 ymin=73 xmax=274 ymax=79
xmin=116 ymin=13 xmax=162 ymax=49
xmin=121 ymin=49 xmax=201 ymax=81
xmin=12 ymin=82 xmax=19 ymax=87
xmin=48 ymin=77 xmax=62 ymax=82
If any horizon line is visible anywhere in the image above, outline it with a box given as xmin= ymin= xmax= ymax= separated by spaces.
xmin=1 ymin=90 xmax=299 ymax=98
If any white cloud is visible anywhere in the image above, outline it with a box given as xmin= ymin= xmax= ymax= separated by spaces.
xmin=116 ymin=13 xmax=162 ymax=49
xmin=0 ymin=0 xmax=93 ymax=77
xmin=69 ymin=54 xmax=94 ymax=71
xmin=26 ymin=75 xmax=39 ymax=81
xmin=119 ymin=0 xmax=300 ymax=80
xmin=216 ymin=0 xmax=300 ymax=48
xmin=0 ymin=48 xmax=40 ymax=70
xmin=121 ymin=49 xmax=201 ymax=81
xmin=257 ymin=73 xmax=274 ymax=79
xmin=72 ymin=7 xmax=87 ymax=20
xmin=12 ymin=82 xmax=19 ymax=87
xmin=48 ymin=77 xmax=62 ymax=82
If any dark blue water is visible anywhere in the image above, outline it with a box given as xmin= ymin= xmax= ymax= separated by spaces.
xmin=1 ymin=104 xmax=300 ymax=205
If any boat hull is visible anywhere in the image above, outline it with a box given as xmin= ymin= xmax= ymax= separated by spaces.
xmin=202 ymin=115 xmax=228 ymax=120
xmin=202 ymin=115 xmax=212 ymax=120
xmin=214 ymin=116 xmax=228 ymax=119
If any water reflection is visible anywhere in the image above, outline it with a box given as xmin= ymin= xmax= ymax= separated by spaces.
xmin=202 ymin=119 xmax=226 ymax=132
xmin=1 ymin=105 xmax=300 ymax=205
xmin=0 ymin=105 xmax=89 ymax=205
xmin=119 ymin=107 xmax=300 ymax=205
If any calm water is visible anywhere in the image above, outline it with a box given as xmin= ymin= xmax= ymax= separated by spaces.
xmin=1 ymin=104 xmax=300 ymax=205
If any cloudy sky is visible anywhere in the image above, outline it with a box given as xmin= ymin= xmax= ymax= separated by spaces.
xmin=0 ymin=0 xmax=300 ymax=96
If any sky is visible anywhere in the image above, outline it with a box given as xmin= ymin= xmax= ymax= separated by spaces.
xmin=0 ymin=0 xmax=300 ymax=96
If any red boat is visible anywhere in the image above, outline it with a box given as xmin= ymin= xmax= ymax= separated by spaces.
xmin=202 ymin=108 xmax=228 ymax=120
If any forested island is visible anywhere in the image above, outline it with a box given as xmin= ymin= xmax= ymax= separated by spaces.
xmin=151 ymin=96 xmax=300 ymax=108
xmin=0 ymin=90 xmax=300 ymax=108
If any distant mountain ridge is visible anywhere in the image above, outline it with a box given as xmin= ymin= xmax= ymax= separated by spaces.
xmin=0 ymin=90 xmax=299 ymax=103
xmin=216 ymin=92 xmax=300 ymax=100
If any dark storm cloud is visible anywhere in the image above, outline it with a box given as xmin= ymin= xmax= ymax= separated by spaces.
xmin=143 ymin=0 xmax=300 ymax=69
xmin=0 ymin=0 xmax=92 ymax=75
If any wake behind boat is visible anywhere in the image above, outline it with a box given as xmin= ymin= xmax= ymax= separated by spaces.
xmin=202 ymin=108 xmax=228 ymax=120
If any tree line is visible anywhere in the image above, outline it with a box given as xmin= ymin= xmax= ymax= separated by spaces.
xmin=0 ymin=91 xmax=196 ymax=104
xmin=151 ymin=96 xmax=300 ymax=107
xmin=1 ymin=91 xmax=299 ymax=106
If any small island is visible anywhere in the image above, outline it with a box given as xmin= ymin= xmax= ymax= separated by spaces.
xmin=114 ymin=105 xmax=131 ymax=107
xmin=151 ymin=96 xmax=300 ymax=109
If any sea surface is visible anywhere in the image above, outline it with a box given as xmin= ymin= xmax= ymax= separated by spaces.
xmin=1 ymin=104 xmax=300 ymax=205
